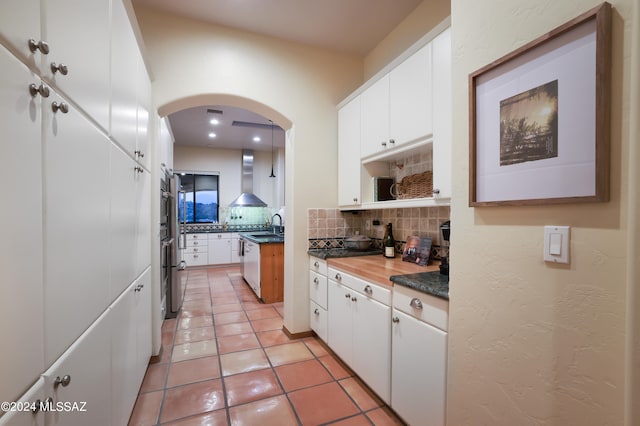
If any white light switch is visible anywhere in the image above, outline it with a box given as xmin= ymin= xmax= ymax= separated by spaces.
xmin=544 ymin=226 xmax=570 ymax=264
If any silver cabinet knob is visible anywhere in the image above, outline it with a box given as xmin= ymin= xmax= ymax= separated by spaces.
xmin=29 ymin=83 xmax=50 ymax=98
xmin=193 ymin=235 xmax=198 ymax=239
xmin=335 ymin=273 xmax=342 ymax=281
xmin=313 ymin=277 xmax=319 ymax=284
xmin=193 ymin=248 xmax=198 ymax=252
xmin=134 ymin=166 xmax=144 ymax=173
xmin=134 ymin=150 xmax=145 ymax=158
xmin=134 ymin=284 xmax=143 ymax=292
xmin=314 ymin=308 xmax=319 ymax=315
xmin=194 ymin=254 xmax=199 ymax=258
xmin=392 ymin=317 xmax=400 ymax=323
xmin=363 ymin=285 xmax=372 ymax=295
xmin=381 ymin=141 xmax=387 ymax=147
xmin=50 ymin=62 xmax=69 ymax=75
xmin=28 ymin=38 xmax=49 ymax=54
xmin=54 ymin=374 xmax=71 ymax=388
xmin=193 ymin=241 xmax=198 ymax=245
xmin=313 ymin=261 xmax=319 ymax=268
xmin=389 ymin=139 xmax=395 ymax=145
xmin=344 ymin=293 xmax=351 ymax=299
xmin=409 ymin=298 xmax=423 ymax=309
xmin=31 ymin=399 xmax=42 ymax=413
xmin=51 ymin=101 xmax=69 ymax=114
xmin=433 ymin=189 xmax=440 ymax=195
xmin=351 ymin=296 xmax=357 ymax=302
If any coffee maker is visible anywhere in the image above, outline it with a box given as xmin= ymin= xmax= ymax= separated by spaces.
xmin=439 ymin=221 xmax=450 ymax=275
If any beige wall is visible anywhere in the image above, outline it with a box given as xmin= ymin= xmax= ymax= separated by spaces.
xmin=133 ymin=5 xmax=364 ymax=333
xmin=449 ymin=1 xmax=638 ymax=424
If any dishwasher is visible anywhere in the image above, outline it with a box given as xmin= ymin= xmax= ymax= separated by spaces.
xmin=243 ymin=240 xmax=261 ymax=297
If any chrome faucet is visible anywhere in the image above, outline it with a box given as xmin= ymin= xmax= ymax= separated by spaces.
xmin=271 ymin=214 xmax=283 ymax=234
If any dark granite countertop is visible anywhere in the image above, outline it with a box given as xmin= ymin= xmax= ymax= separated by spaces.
xmin=390 ymin=271 xmax=449 ymax=300
xmin=240 ymin=231 xmax=284 ymax=244
xmin=307 ymin=248 xmax=383 ymax=259
xmin=183 ymin=224 xmax=270 ymax=234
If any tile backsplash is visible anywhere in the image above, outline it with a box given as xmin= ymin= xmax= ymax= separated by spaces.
xmin=307 ymin=206 xmax=450 ymax=253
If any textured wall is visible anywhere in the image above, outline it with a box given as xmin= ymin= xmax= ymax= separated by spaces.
xmin=448 ymin=0 xmax=637 ymax=424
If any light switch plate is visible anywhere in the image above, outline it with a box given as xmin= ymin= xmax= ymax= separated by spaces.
xmin=544 ymin=226 xmax=570 ymax=264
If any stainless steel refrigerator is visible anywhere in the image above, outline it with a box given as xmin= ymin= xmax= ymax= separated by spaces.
xmin=166 ymin=174 xmax=186 ymax=318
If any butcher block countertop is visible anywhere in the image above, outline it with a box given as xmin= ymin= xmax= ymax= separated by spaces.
xmin=326 ymin=255 xmax=440 ymax=288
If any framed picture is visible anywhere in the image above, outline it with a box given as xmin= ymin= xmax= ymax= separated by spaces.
xmin=469 ymin=2 xmax=611 ymax=206
xmin=402 ymin=236 xmax=432 ymax=266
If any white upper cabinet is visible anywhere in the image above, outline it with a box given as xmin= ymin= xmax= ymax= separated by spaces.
xmin=360 ymin=75 xmax=390 ymax=158
xmin=42 ymin=0 xmax=111 ymax=131
xmin=432 ymin=27 xmax=452 ymax=199
xmin=0 ymin=0 xmax=42 ymax=71
xmin=110 ymin=0 xmax=139 ymax=156
xmin=0 ymin=44 xmax=45 ymax=406
xmin=389 ymin=42 xmax=433 ymax=149
xmin=338 ymin=96 xmax=362 ymax=207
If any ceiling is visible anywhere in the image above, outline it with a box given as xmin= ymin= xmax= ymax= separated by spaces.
xmin=168 ymin=105 xmax=286 ymax=151
xmin=135 ymin=0 xmax=423 ymax=150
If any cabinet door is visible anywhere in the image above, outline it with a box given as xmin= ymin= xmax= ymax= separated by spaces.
xmin=43 ymin=0 xmax=111 ymax=130
xmin=43 ymin=311 xmax=112 ymax=426
xmin=110 ymin=0 xmax=138 ymax=155
xmin=109 ymin=145 xmax=138 ymax=300
xmin=135 ymin=269 xmax=152 ymax=383
xmin=135 ymin=167 xmax=151 ymax=276
xmin=0 ymin=377 xmax=46 ymax=425
xmin=338 ymin=97 xmax=362 ymax=206
xmin=43 ymin=90 xmax=111 ymax=366
xmin=0 ymin=46 xmax=44 ymax=405
xmin=389 ymin=42 xmax=433 ymax=147
xmin=432 ymin=28 xmax=452 ymax=199
xmin=352 ymin=295 xmax=391 ymax=404
xmin=327 ymin=280 xmax=353 ymax=365
xmin=136 ymin=52 xmax=151 ymax=169
xmin=209 ymin=236 xmax=232 ymax=265
xmin=0 ymin=0 xmax=41 ymax=69
xmin=231 ymin=238 xmax=241 ymax=263
xmin=391 ymin=309 xmax=447 ymax=426
xmin=360 ymin=74 xmax=389 ymax=158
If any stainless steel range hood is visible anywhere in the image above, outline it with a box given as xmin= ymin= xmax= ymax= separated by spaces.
xmin=229 ymin=150 xmax=267 ymax=207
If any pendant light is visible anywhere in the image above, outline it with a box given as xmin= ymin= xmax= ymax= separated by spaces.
xmin=269 ymin=119 xmax=276 ymax=178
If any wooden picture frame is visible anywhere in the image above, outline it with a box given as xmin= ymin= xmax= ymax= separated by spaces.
xmin=469 ymin=2 xmax=611 ymax=206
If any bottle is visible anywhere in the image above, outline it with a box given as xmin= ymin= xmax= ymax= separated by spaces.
xmin=381 ymin=224 xmax=389 ymax=256
xmin=384 ymin=223 xmax=396 ymax=258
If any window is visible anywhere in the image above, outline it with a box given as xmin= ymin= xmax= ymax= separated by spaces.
xmin=177 ymin=173 xmax=219 ymax=223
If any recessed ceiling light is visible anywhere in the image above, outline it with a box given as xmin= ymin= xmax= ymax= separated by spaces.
xmin=208 ymin=132 xmax=216 ymax=138
xmin=210 ymin=118 xmax=220 ymax=125
xmin=253 ymin=136 xmax=261 ymax=142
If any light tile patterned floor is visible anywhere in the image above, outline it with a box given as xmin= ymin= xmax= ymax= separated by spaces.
xmin=128 ymin=266 xmax=405 ymax=425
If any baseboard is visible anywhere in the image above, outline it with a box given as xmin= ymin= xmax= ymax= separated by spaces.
xmin=282 ymin=325 xmax=314 ymax=340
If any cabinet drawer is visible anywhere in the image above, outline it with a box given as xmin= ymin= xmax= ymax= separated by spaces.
xmin=185 ymin=233 xmax=207 ymax=241
xmin=328 ymin=267 xmax=391 ymax=305
xmin=309 ymin=270 xmax=328 ymax=309
xmin=209 ymin=232 xmax=231 ymax=240
xmin=183 ymin=252 xmax=208 ymax=266
xmin=309 ymin=257 xmax=327 ymax=276
xmin=393 ymin=285 xmax=448 ymax=332
xmin=186 ymin=239 xmax=206 ymax=248
xmin=184 ymin=246 xmax=207 ymax=255
xmin=310 ymin=300 xmax=328 ymax=343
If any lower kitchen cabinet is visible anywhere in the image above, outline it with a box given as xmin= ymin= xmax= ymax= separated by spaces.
xmin=244 ymin=242 xmax=284 ymax=303
xmin=0 ymin=377 xmax=46 ymax=425
xmin=391 ymin=286 xmax=448 ymax=426
xmin=208 ymin=233 xmax=232 ymax=265
xmin=327 ymin=270 xmax=391 ymax=404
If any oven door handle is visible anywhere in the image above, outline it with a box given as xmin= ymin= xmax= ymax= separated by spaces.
xmin=162 ymin=238 xmax=175 ymax=248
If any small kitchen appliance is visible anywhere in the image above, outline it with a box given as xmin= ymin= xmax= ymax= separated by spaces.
xmin=439 ymin=220 xmax=450 ymax=275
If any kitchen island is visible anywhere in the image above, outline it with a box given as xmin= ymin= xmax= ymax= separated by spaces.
xmin=241 ymin=231 xmax=284 ymax=304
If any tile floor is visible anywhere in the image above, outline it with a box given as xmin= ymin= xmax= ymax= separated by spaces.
xmin=128 ymin=266 xmax=405 ymax=425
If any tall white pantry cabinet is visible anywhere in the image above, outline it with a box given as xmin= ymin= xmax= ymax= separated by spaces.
xmin=0 ymin=1 xmax=152 ymax=425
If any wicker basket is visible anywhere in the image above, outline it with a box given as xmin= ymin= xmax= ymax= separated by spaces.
xmin=392 ymin=171 xmax=433 ymax=199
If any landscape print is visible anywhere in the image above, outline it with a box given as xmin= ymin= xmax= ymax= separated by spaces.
xmin=499 ymin=80 xmax=559 ymax=166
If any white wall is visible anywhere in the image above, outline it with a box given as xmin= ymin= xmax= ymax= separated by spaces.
xmin=448 ymin=1 xmax=639 ymax=424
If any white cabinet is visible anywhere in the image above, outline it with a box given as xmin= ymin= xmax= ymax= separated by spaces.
xmin=184 ymin=233 xmax=208 ymax=266
xmin=43 ymin=88 xmax=111 ymax=367
xmin=432 ymin=27 xmax=452 ymax=199
xmin=360 ymin=75 xmax=390 ymax=159
xmin=309 ymin=258 xmax=329 ymax=342
xmin=391 ymin=285 xmax=448 ymax=426
xmin=327 ymin=268 xmax=391 ymax=403
xmin=0 ymin=377 xmax=46 ymax=426
xmin=0 ymin=45 xmax=45 ymax=406
xmin=209 ymin=233 xmax=232 ymax=265
xmin=135 ymin=166 xmax=151 ymax=276
xmin=0 ymin=0 xmax=42 ymax=69
xmin=231 ymin=234 xmax=241 ymax=263
xmin=338 ymin=97 xmax=362 ymax=207
xmin=360 ymin=43 xmax=433 ymax=160
xmin=42 ymin=310 xmax=112 ymax=426
xmin=111 ymin=269 xmax=151 ymax=426
xmin=244 ymin=241 xmax=261 ymax=297
xmin=42 ymin=0 xmax=111 ymax=131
